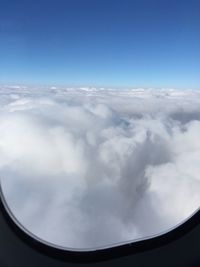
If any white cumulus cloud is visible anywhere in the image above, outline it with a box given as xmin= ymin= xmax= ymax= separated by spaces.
xmin=0 ymin=86 xmax=200 ymax=249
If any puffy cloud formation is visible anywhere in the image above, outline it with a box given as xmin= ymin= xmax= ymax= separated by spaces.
xmin=0 ymin=86 xmax=200 ymax=249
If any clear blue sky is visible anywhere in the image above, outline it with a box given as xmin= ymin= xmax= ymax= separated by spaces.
xmin=0 ymin=0 xmax=200 ymax=88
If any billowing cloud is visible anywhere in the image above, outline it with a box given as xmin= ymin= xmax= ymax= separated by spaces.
xmin=0 ymin=86 xmax=200 ymax=249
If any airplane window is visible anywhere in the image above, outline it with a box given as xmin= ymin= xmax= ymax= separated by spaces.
xmin=0 ymin=0 xmax=200 ymax=256
xmin=1 ymin=86 xmax=200 ymax=251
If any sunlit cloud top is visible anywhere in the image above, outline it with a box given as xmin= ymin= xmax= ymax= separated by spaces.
xmin=1 ymin=86 xmax=200 ymax=249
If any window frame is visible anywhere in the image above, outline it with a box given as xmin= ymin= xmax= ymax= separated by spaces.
xmin=0 ymin=181 xmax=200 ymax=263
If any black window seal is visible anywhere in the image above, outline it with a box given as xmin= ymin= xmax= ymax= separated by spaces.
xmin=0 ymin=181 xmax=200 ymax=263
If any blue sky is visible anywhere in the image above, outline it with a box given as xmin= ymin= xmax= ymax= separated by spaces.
xmin=0 ymin=0 xmax=200 ymax=88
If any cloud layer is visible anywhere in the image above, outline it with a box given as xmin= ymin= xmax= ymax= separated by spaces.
xmin=0 ymin=86 xmax=200 ymax=249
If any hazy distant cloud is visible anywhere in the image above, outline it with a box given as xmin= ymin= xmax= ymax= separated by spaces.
xmin=0 ymin=86 xmax=200 ymax=249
